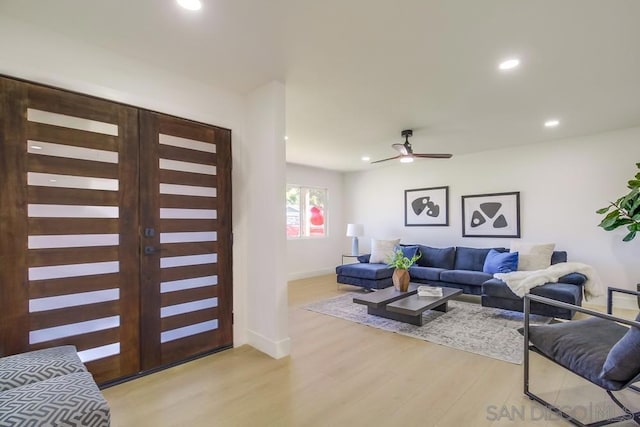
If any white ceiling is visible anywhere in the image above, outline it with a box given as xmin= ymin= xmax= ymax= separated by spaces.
xmin=2 ymin=0 xmax=639 ymax=171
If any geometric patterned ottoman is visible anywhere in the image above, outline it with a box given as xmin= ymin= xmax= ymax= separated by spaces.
xmin=0 ymin=372 xmax=110 ymax=427
xmin=0 ymin=346 xmax=87 ymax=392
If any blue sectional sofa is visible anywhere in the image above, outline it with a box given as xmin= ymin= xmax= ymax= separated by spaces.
xmin=335 ymin=245 xmax=586 ymax=319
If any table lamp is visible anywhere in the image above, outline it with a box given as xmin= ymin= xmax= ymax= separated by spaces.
xmin=346 ymin=223 xmax=364 ymax=256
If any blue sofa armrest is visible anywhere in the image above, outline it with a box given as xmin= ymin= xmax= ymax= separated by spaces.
xmin=558 ymin=272 xmax=587 ymax=286
xmin=357 ymin=254 xmax=371 ymax=263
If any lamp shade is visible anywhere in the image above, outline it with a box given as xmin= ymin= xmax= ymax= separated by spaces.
xmin=346 ymin=223 xmax=364 ymax=237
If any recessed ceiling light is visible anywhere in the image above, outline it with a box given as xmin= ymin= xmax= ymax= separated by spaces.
xmin=400 ymin=156 xmax=414 ymax=164
xmin=498 ymin=58 xmax=520 ymax=71
xmin=361 ymin=156 xmax=370 ymax=162
xmin=544 ymin=119 xmax=560 ymax=128
xmin=177 ymin=0 xmax=202 ymax=11
xmin=284 ymin=135 xmax=289 ymax=141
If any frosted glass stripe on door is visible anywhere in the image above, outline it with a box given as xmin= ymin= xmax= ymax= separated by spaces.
xmin=28 ymin=141 xmax=118 ymax=163
xmin=77 ymin=343 xmax=121 ymax=363
xmin=29 ymin=316 xmax=120 ymax=344
xmin=159 ymin=208 xmax=217 ymax=219
xmin=160 ymin=297 xmax=218 ymax=318
xmin=159 ymin=159 xmax=216 ymax=175
xmin=28 ymin=173 xmax=119 ymax=191
xmin=159 ymin=183 xmax=217 ymax=197
xmin=28 ymin=204 xmax=119 ymax=218
xmin=160 ymin=319 xmax=219 ymax=344
xmin=159 ymin=134 xmax=216 ymax=153
xmin=27 ymin=109 xmax=119 ymax=136
xmin=29 ymin=261 xmax=119 ymax=281
xmin=28 ymin=234 xmax=119 ymax=249
xmin=160 ymin=254 xmax=218 ymax=269
xmin=160 ymin=275 xmax=218 ymax=293
xmin=29 ymin=289 xmax=120 ymax=313
xmin=160 ymin=232 xmax=217 ymax=244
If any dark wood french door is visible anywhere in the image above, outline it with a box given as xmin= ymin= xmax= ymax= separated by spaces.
xmin=0 ymin=77 xmax=232 ymax=384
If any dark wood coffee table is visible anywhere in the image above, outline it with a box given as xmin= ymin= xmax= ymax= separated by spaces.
xmin=353 ymin=283 xmax=462 ymax=326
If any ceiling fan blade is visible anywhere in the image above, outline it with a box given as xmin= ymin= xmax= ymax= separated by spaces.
xmin=413 ymin=153 xmax=453 ymax=159
xmin=370 ymin=155 xmax=401 ymax=164
xmin=391 ymin=143 xmax=408 ymax=155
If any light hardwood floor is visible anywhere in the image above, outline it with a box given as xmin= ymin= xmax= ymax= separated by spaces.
xmin=103 ymin=275 xmax=638 ymax=426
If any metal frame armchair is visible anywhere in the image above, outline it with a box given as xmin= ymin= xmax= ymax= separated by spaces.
xmin=524 ymin=287 xmax=640 ymax=427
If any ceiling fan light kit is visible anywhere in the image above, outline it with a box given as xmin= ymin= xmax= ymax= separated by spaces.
xmin=370 ymin=129 xmax=453 ymax=164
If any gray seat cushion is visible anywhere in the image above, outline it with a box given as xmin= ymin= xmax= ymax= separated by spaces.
xmin=0 ymin=372 xmax=110 ymax=426
xmin=440 ymin=270 xmax=492 ymax=286
xmin=335 ymin=263 xmax=394 ymax=280
xmin=528 ymin=317 xmax=629 ymax=390
xmin=408 ymin=266 xmax=445 ymax=282
xmin=0 ymin=346 xmax=86 ymax=392
xmin=600 ymin=312 xmax=640 ymax=382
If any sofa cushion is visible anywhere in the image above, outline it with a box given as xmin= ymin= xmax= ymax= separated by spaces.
xmin=510 ymin=242 xmax=555 ymax=271
xmin=454 ymin=247 xmax=506 ymax=271
xmin=416 ymin=245 xmax=455 ymax=269
xmin=369 ymin=238 xmax=400 ymax=263
xmin=551 ymin=251 xmax=567 ymax=265
xmin=0 ymin=346 xmax=86 ymax=392
xmin=527 ymin=317 xmax=628 ymax=390
xmin=558 ymin=272 xmax=586 ymax=286
xmin=396 ymin=244 xmax=420 ymax=260
xmin=440 ymin=270 xmax=492 ymax=286
xmin=0 ymin=371 xmax=111 ymax=426
xmin=483 ymin=249 xmax=518 ymax=274
xmin=600 ymin=312 xmax=640 ymax=383
xmin=357 ymin=254 xmax=371 ymax=263
xmin=335 ymin=263 xmax=394 ymax=280
xmin=482 ymin=279 xmax=582 ymax=305
xmin=409 ymin=266 xmax=445 ymax=282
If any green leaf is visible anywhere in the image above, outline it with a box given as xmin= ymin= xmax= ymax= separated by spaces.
xmin=623 ymin=231 xmax=637 ymax=242
xmin=596 ymin=207 xmax=610 ymax=214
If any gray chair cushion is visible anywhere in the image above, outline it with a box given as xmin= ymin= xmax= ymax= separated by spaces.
xmin=600 ymin=312 xmax=640 ymax=382
xmin=0 ymin=346 xmax=86 ymax=392
xmin=440 ymin=270 xmax=492 ymax=286
xmin=0 ymin=372 xmax=110 ymax=426
xmin=408 ymin=266 xmax=445 ymax=282
xmin=528 ymin=317 xmax=629 ymax=390
xmin=415 ymin=245 xmax=455 ymax=269
xmin=335 ymin=263 xmax=394 ymax=280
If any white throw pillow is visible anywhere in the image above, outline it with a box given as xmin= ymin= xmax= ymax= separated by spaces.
xmin=369 ymin=238 xmax=401 ymax=264
xmin=510 ymin=242 xmax=555 ymax=271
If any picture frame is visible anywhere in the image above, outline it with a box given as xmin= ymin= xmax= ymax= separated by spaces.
xmin=461 ymin=191 xmax=520 ymax=237
xmin=404 ymin=186 xmax=449 ymax=226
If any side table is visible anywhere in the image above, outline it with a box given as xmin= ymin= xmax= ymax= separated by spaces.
xmin=338 ymin=254 xmax=360 ymax=289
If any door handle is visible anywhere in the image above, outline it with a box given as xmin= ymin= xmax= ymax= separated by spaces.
xmin=144 ymin=246 xmax=158 ymax=255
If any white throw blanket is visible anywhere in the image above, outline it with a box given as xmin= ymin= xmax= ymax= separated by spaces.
xmin=493 ymin=262 xmax=604 ymax=301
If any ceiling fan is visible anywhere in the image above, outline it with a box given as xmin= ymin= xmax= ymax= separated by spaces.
xmin=371 ymin=129 xmax=453 ymax=164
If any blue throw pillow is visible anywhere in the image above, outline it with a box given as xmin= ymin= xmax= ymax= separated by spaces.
xmin=394 ymin=245 xmax=420 ymax=260
xmin=600 ymin=312 xmax=640 ymax=382
xmin=483 ymin=249 xmax=518 ymax=274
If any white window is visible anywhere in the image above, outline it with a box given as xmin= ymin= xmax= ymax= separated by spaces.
xmin=286 ymin=185 xmax=328 ymax=239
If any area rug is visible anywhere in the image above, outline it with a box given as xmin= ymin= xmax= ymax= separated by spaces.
xmin=303 ymin=293 xmax=551 ymax=364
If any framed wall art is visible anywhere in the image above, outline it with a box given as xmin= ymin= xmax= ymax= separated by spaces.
xmin=461 ymin=191 xmax=520 ymax=237
xmin=404 ymin=186 xmax=449 ymax=226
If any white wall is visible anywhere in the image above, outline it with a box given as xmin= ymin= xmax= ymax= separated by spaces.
xmin=344 ymin=127 xmax=640 ymax=308
xmin=286 ymin=163 xmax=346 ymax=280
xmin=0 ymin=16 xmax=287 ymax=351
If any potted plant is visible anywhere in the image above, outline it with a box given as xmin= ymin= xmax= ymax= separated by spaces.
xmin=387 ymin=249 xmax=421 ymax=292
xmin=596 ymin=162 xmax=640 ymax=242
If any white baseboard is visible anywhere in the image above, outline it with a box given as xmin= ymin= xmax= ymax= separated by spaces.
xmin=586 ymin=293 xmax=639 ymax=311
xmin=246 ymin=329 xmax=291 ymax=359
xmin=287 ymin=268 xmax=334 ymax=281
